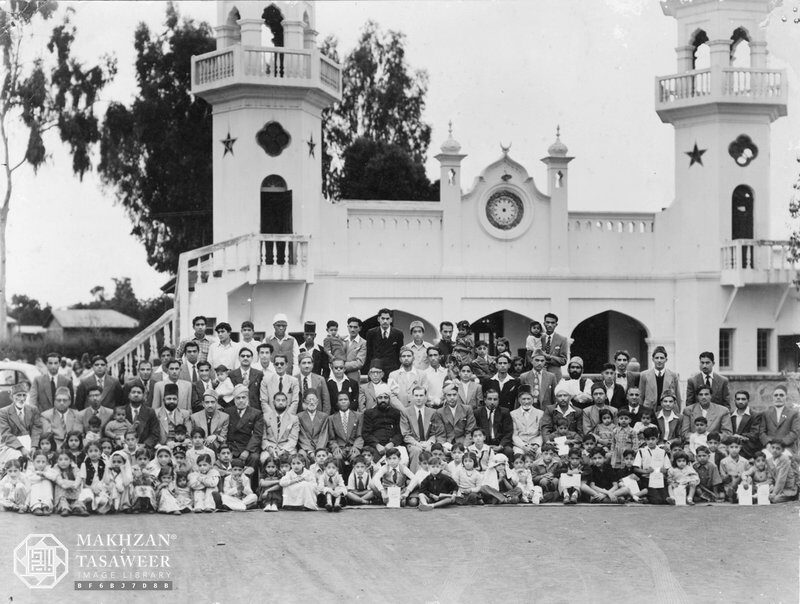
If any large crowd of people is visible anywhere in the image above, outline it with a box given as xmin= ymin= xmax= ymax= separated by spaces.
xmin=0 ymin=308 xmax=797 ymax=515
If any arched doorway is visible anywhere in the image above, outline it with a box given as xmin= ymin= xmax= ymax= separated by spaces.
xmin=470 ymin=310 xmax=536 ymax=358
xmin=570 ymin=311 xmax=649 ymax=374
xmin=261 ymin=175 xmax=292 ymax=264
xmin=731 ymin=185 xmax=754 ymax=240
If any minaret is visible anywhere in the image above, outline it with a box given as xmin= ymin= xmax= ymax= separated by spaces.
xmin=541 ymin=126 xmax=573 ymax=273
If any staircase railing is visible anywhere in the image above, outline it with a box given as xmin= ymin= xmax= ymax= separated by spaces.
xmin=106 ymin=308 xmax=177 ymax=381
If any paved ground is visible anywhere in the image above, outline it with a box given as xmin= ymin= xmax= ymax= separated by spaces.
xmin=0 ymin=503 xmax=798 ymax=604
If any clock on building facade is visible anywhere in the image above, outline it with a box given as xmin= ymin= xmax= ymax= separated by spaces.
xmin=486 ymin=190 xmax=524 ymax=230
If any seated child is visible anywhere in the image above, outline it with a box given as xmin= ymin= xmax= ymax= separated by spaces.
xmin=214 ymin=444 xmax=234 ymax=489
xmin=510 ymin=453 xmax=537 ymax=503
xmin=706 ymin=432 xmax=726 ymax=468
xmin=766 ymin=440 xmax=799 ymax=504
xmin=687 ymin=417 xmax=709 ymax=455
xmin=371 ymin=448 xmax=416 ymax=507
xmin=346 ymin=456 xmax=375 ymax=505
xmin=26 ymin=452 xmax=54 ymax=515
xmin=317 ymin=457 xmax=347 ymax=512
xmin=78 ymin=442 xmax=112 ymax=514
xmin=105 ymin=406 xmax=133 ymax=442
xmin=592 ymin=410 xmax=615 ymax=451
xmin=172 ymin=445 xmax=191 ymax=475
xmin=221 ymin=459 xmax=258 ymax=511
xmin=214 ymin=365 xmax=235 ymax=405
xmin=259 ymin=457 xmax=283 ymax=512
xmin=189 ymin=453 xmax=221 ymax=512
xmin=531 ymin=443 xmax=562 ymax=502
xmin=360 ymin=448 xmax=380 ymax=479
xmin=667 ymin=451 xmax=699 ymax=505
xmin=105 ymin=450 xmax=133 ymax=513
xmin=467 ymin=428 xmax=494 ymax=472
xmin=559 ymin=448 xmax=586 ymax=504
xmin=186 ymin=428 xmax=217 ymax=470
xmin=611 ymin=410 xmax=638 ymax=468
xmin=84 ymin=415 xmax=103 ymax=445
xmin=48 ymin=450 xmax=88 ymax=516
xmin=614 ymin=449 xmax=646 ymax=503
xmin=123 ymin=431 xmax=141 ymax=460
xmin=405 ymin=452 xmax=432 ymax=508
xmin=580 ymin=434 xmax=598 ymax=466
xmin=38 ymin=433 xmax=58 ymax=466
xmin=585 ymin=447 xmax=625 ymax=503
xmin=719 ymin=440 xmax=750 ymax=502
xmin=98 ymin=438 xmax=114 ymax=462
xmin=131 ymin=457 xmax=157 ymax=513
xmin=156 ymin=466 xmax=182 ymax=515
xmin=633 ymin=427 xmax=671 ymax=505
xmin=693 ymin=445 xmax=724 ymax=503
xmin=446 ymin=443 xmax=466 ymax=476
xmin=279 ymin=454 xmax=319 ymax=511
xmin=480 ymin=453 xmax=521 ymax=504
xmin=417 ymin=456 xmax=459 ymax=511
xmin=323 ymin=320 xmax=346 ymax=364
xmin=174 ymin=471 xmax=193 ymax=513
xmin=0 ymin=459 xmax=29 ymax=512
xmin=453 ymin=452 xmax=483 ymax=505
xmin=741 ymin=451 xmax=773 ymax=502
xmin=64 ymin=431 xmax=85 ymax=467
xmin=169 ymin=425 xmax=190 ymax=450
xmin=547 ymin=419 xmax=580 ymax=457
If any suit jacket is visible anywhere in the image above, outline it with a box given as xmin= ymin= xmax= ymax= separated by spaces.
xmin=474 ymin=406 xmax=513 ymax=449
xmin=400 ymin=406 xmax=444 ymax=446
xmin=760 ymin=406 xmax=800 ymax=451
xmin=125 ymin=404 xmax=160 ymax=449
xmin=582 ymin=405 xmax=618 ymax=436
xmin=75 ymin=374 xmax=123 ymax=411
xmin=78 ymin=406 xmax=113 ymax=433
xmin=225 ymin=405 xmax=264 ymax=457
xmin=299 ymin=344 xmax=329 ymax=379
xmin=297 ymin=410 xmax=329 ymax=452
xmin=542 ymin=331 xmax=568 ymax=379
xmin=229 ymin=367 xmax=264 ymax=410
xmin=593 ymin=381 xmax=627 ymax=409
xmin=0 ymin=404 xmax=42 ymax=450
xmin=685 ymin=372 xmax=731 ymax=409
xmin=439 ymin=403 xmax=476 ymax=446
xmin=637 ymin=368 xmax=681 ymax=410
xmin=327 ymin=377 xmax=360 ymax=412
xmin=327 ymin=409 xmax=364 ymax=452
xmin=178 ymin=360 xmax=202 ymax=383
xmin=123 ymin=376 xmax=160 ymax=408
xmin=510 ymin=406 xmax=545 ymax=448
xmin=152 ymin=379 xmax=197 ymax=412
xmin=297 ymin=372 xmax=331 ymax=414
xmin=519 ymin=370 xmax=556 ymax=409
xmin=190 ymin=409 xmax=229 ymax=445
xmin=359 ymin=381 xmax=385 ymax=412
xmin=344 ymin=336 xmax=367 ymax=381
xmin=454 ymin=379 xmax=483 ymax=411
xmin=656 ymin=412 xmax=682 ymax=447
xmin=259 ymin=373 xmax=300 ymax=414
xmin=365 ymin=326 xmax=404 ymax=375
xmin=28 ymin=373 xmax=73 ymax=412
xmin=192 ymin=379 xmax=217 ymax=410
xmin=541 ymin=404 xmax=583 ymax=441
xmin=260 ymin=409 xmax=298 ymax=456
xmin=483 ymin=376 xmax=520 ymax=411
xmin=41 ymin=408 xmax=82 ymax=446
xmin=730 ymin=410 xmax=761 ymax=457
xmin=155 ymin=407 xmax=192 ymax=445
xmin=680 ymin=403 xmax=733 ymax=440
xmin=388 ymin=368 xmax=428 ymax=410
xmin=615 ymin=370 xmax=640 ymax=391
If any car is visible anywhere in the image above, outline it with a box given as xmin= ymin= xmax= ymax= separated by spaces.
xmin=0 ymin=361 xmax=43 ymax=408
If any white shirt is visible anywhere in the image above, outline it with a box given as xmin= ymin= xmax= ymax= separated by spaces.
xmin=208 ymin=340 xmax=241 ymax=372
xmin=239 ymin=339 xmax=262 ymax=358
xmin=556 ymin=377 xmax=593 ymax=398
xmin=491 ymin=373 xmax=514 ymax=388
xmin=423 ymin=365 xmax=448 ymax=404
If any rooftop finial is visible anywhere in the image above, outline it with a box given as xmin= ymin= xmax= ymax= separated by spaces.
xmin=448 ymin=120 xmax=453 ymax=137
xmin=547 ymin=126 xmax=568 ymax=157
xmin=556 ymin=124 xmax=561 ymax=139
xmin=500 ymin=142 xmax=511 ymax=156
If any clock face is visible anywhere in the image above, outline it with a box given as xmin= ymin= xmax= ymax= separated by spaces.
xmin=486 ymin=190 xmax=524 ymax=230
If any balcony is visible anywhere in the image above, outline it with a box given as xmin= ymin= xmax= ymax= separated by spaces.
xmin=191 ymin=45 xmax=341 ymax=103
xmin=720 ymin=240 xmax=796 ymax=287
xmin=655 ymin=67 xmax=787 ymax=122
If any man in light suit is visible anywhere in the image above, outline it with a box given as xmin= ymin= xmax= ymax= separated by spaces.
xmin=400 ymin=386 xmax=444 ymax=471
xmin=511 ymin=387 xmax=545 ymax=455
xmin=388 ymin=346 xmax=428 ymax=411
xmin=685 ymin=351 xmax=731 ymax=409
xmin=328 ymin=392 xmax=364 ymax=468
xmin=296 ymin=392 xmax=329 ymax=457
xmin=123 ymin=360 xmax=160 ymax=408
xmin=260 ymin=391 xmax=299 ymax=462
xmin=454 ymin=363 xmax=483 ymax=411
xmin=78 ymin=385 xmax=113 ymax=433
xmin=41 ymin=387 xmax=83 ymax=448
xmin=259 ymin=354 xmax=300 ymax=414
xmin=364 ymin=308 xmax=404 ymax=378
xmin=152 ymin=360 xmax=197 ymax=412
xmin=28 ymin=352 xmax=73 ymax=412
xmin=155 ymin=383 xmax=192 ymax=445
xmin=229 ymin=347 xmax=264 ymax=411
xmin=438 ymin=384 xmax=476 ymax=449
xmin=74 ymin=355 xmax=123 ymax=410
xmin=638 ymin=346 xmax=681 ymax=410
xmin=519 ymin=350 xmax=557 ymax=409
xmin=681 ymin=385 xmax=732 ymax=440
xmin=542 ymin=313 xmax=568 ymax=380
xmin=327 ymin=359 xmax=360 ymax=412
xmin=343 ymin=317 xmax=366 ymax=383
xmin=0 ymin=384 xmax=42 ymax=464
xmin=297 ymin=353 xmax=331 ymax=414
xmin=191 ymin=391 xmax=229 ymax=451
xmin=359 ymin=361 xmax=389 ymax=411
xmin=760 ymin=385 xmax=800 ymax=453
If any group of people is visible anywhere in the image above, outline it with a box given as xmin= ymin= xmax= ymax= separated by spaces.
xmin=0 ymin=308 xmax=797 ymax=515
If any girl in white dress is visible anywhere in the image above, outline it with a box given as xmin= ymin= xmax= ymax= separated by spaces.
xmin=278 ymin=454 xmax=318 ymax=511
xmin=27 ymin=452 xmax=54 ymax=515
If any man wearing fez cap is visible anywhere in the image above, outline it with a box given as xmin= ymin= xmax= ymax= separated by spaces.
xmin=155 ymin=382 xmax=192 ymax=445
xmin=299 ymin=320 xmax=329 ymax=378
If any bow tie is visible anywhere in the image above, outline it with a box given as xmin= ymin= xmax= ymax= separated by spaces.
xmin=617 ymin=373 xmax=625 ymax=379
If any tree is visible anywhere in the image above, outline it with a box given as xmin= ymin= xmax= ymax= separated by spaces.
xmin=8 ymin=294 xmax=51 ymax=326
xmin=72 ymin=276 xmax=172 ymax=325
xmin=0 ymin=1 xmax=116 ymax=341
xmin=322 ymin=21 xmax=433 ymax=200
xmin=99 ymin=3 xmax=215 ymax=273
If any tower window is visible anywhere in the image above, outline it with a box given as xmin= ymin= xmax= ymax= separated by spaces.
xmin=757 ymin=329 xmax=771 ymax=371
xmin=448 ymin=168 xmax=456 ymax=185
xmin=719 ymin=329 xmax=734 ymax=370
xmin=555 ymin=170 xmax=564 ymax=188
xmin=691 ymin=29 xmax=710 ymax=70
xmin=262 ymin=5 xmax=284 ymax=47
xmin=730 ymin=27 xmax=751 ymax=68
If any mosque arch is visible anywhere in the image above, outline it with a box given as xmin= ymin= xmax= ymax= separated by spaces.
xmin=569 ymin=310 xmax=649 ymax=374
xmin=468 ymin=309 xmax=537 ymax=358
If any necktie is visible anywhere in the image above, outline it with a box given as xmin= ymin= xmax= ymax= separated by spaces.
xmin=392 ymin=469 xmax=398 ymax=484
xmin=132 ymin=408 xmax=138 ymax=424
xmin=207 ymin=416 xmax=212 ymax=436
xmin=192 ymin=365 xmax=198 ymax=383
xmin=342 ymin=412 xmax=348 ymax=429
xmin=97 ymin=377 xmax=104 ymax=390
xmin=277 ymin=413 xmax=282 ymax=434
xmin=357 ymin=476 xmax=365 ymax=491
xmin=489 ymin=410 xmax=495 ymax=441
xmin=17 ymin=407 xmax=24 ymax=422
xmin=50 ymin=377 xmax=56 ymax=401
xmin=304 ymin=377 xmax=310 ymax=398
xmin=278 ymin=376 xmax=283 ymax=393
xmin=383 ymin=330 xmax=388 ymax=340
xmin=544 ymin=336 xmax=551 ymax=353
xmin=418 ymin=410 xmax=426 ymax=441
xmin=657 ymin=371 xmax=663 ymax=378
xmin=243 ymin=371 xmax=249 ymax=387
xmin=705 ymin=375 xmax=711 ymax=390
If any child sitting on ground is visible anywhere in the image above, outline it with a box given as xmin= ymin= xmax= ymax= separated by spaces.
xmin=467 ymin=428 xmax=494 ymax=471
xmin=531 ymin=443 xmax=562 ymax=502
xmin=453 ymin=452 xmax=483 ymax=505
xmin=719 ymin=440 xmax=750 ymax=502
xmin=667 ymin=451 xmax=699 ymax=505
xmin=189 ymin=453 xmax=220 ymax=512
xmin=48 ymin=451 xmax=88 ymax=516
xmin=345 ymin=456 xmax=375 ymax=506
xmin=318 ymin=458 xmax=347 ymax=512
xmin=259 ymin=457 xmax=283 ymax=512
xmin=279 ymin=454 xmax=319 ymax=511
xmin=417 ymin=456 xmax=459 ymax=511
xmin=221 ymin=459 xmax=258 ymax=511
xmin=480 ymin=453 xmax=521 ymax=504
xmin=510 ymin=453 xmax=537 ymax=503
xmin=371 ymin=448 xmax=416 ymax=507
xmin=26 ymin=452 xmax=54 ymax=516
xmin=633 ymin=427 xmax=671 ymax=505
xmin=559 ymin=448 xmax=586 ymax=505
xmin=0 ymin=459 xmax=29 ymax=512
xmin=693 ymin=445 xmax=724 ymax=503
xmin=585 ymin=447 xmax=624 ymax=503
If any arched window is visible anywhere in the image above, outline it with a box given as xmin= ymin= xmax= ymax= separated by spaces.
xmin=730 ymin=27 xmax=751 ymax=68
xmin=691 ymin=29 xmax=710 ymax=70
xmin=261 ymin=174 xmax=287 ymax=192
xmin=262 ymin=5 xmax=284 ymax=47
xmin=731 ymin=185 xmax=754 ymax=240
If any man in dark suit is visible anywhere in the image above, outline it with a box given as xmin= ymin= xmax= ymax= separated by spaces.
xmin=621 ymin=386 xmax=644 ymax=425
xmin=613 ymin=349 xmax=640 ymax=392
xmin=729 ymin=390 xmax=762 ymax=459
xmin=759 ymin=384 xmax=799 ymax=454
xmin=685 ymin=351 xmax=731 ymax=409
xmin=299 ymin=321 xmax=330 ymax=379
xmin=123 ymin=360 xmax=160 ymax=408
xmin=362 ymin=392 xmax=405 ymax=460
xmin=595 ymin=363 xmax=627 ymax=409
xmin=28 ymin=352 xmax=73 ymax=412
xmin=655 ymin=390 xmax=682 ymax=448
xmin=78 ymin=385 xmax=114 ymax=433
xmin=364 ymin=308 xmax=404 ymax=380
xmin=75 ymin=355 xmax=123 ymax=410
xmin=124 ymin=383 xmax=159 ymax=449
xmin=328 ymin=392 xmax=364 ymax=473
xmin=327 ymin=359 xmax=360 ymax=411
xmin=224 ymin=384 xmax=264 ymax=486
xmin=519 ymin=351 xmax=556 ymax=409
xmin=541 ymin=385 xmax=584 ymax=442
xmin=296 ymin=353 xmax=331 ymax=414
xmin=473 ymin=388 xmax=513 ymax=459
xmin=229 ymin=347 xmax=264 ymax=411
xmin=542 ymin=313 xmax=568 ymax=380
xmin=483 ymin=354 xmax=519 ymax=411
xmin=0 ymin=384 xmax=42 ymax=463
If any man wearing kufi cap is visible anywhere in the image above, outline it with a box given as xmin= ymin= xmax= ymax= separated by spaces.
xmin=266 ymin=312 xmax=301 ymax=376
xmin=406 ymin=320 xmax=433 ymax=371
xmin=191 ymin=390 xmax=230 ymax=451
xmin=0 ymin=382 xmax=42 ymax=464
xmin=388 ymin=345 xmax=429 ymax=410
xmin=554 ymin=356 xmax=593 ymax=408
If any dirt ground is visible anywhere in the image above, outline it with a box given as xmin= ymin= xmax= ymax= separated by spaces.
xmin=0 ymin=503 xmax=797 ymax=604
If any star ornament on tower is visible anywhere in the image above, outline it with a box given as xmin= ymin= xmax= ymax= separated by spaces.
xmin=686 ymin=142 xmax=706 ymax=167
xmin=221 ymin=131 xmax=237 ymax=157
xmin=307 ymin=134 xmax=316 ymax=158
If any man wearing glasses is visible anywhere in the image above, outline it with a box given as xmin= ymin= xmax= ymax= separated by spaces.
xmin=75 ymin=355 xmax=123 ymax=410
xmin=230 ymin=347 xmax=264 ymax=410
xmin=259 ymin=354 xmax=300 ymax=415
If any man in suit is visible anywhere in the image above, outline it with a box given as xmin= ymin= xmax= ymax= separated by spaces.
xmin=229 ymin=347 xmax=264 ymax=411
xmin=124 ymin=384 xmax=160 ymax=449
xmin=192 ymin=361 xmax=217 ymax=406
xmin=454 ymin=363 xmax=483 ymax=411
xmin=225 ymin=385 xmax=264 ymax=477
xmin=191 ymin=391 xmax=229 ymax=451
xmin=583 ymin=383 xmax=618 ymax=435
xmin=155 ymin=383 xmax=192 ymax=445
xmin=296 ymin=353 xmax=331 ymax=414
xmin=78 ymin=385 xmax=113 ymax=433
xmin=296 ymin=392 xmax=329 ymax=457
xmin=364 ymin=308 xmax=404 ymax=379
xmin=259 ymin=354 xmax=300 ymax=414
xmin=519 ymin=350 xmax=557 ymax=409
xmin=152 ymin=360 xmax=197 ymax=412
xmin=260 ymin=391 xmax=299 ymax=461
xmin=327 ymin=392 xmax=364 ymax=471
xmin=638 ymin=346 xmax=681 ymax=410
xmin=484 ymin=354 xmax=519 ymax=411
xmin=613 ymin=350 xmax=640 ymax=392
xmin=400 ymin=386 xmax=445 ymax=471
xmin=28 ymin=351 xmax=73 ymax=412
xmin=388 ymin=346 xmax=428 ymax=411
xmin=327 ymin=358 xmax=360 ymax=412
xmin=178 ymin=341 xmax=203 ymax=383
xmin=541 ymin=313 xmax=568 ymax=380
xmin=511 ymin=386 xmax=545 ymax=455
xmin=760 ymin=384 xmax=800 ymax=454
xmin=655 ymin=390 xmax=682 ymax=448
xmin=541 ymin=385 xmax=584 ymax=442
xmin=75 ymin=355 xmax=123 ymax=410
xmin=474 ymin=389 xmax=514 ymax=459
xmin=343 ymin=317 xmax=367 ymax=383
xmin=41 ymin=387 xmax=83 ymax=448
xmin=359 ymin=361 xmax=389 ymax=411
xmin=299 ymin=321 xmax=329 ymax=379
xmin=729 ymin=390 xmax=762 ymax=458
xmin=123 ymin=360 xmax=160 ymax=408
xmin=621 ymin=386 xmax=644 ymax=425
xmin=438 ymin=384 xmax=477 ymax=449
xmin=685 ymin=351 xmax=731 ymax=409
xmin=680 ymin=385 xmax=732 ymax=440
xmin=595 ymin=363 xmax=627 ymax=409
xmin=0 ymin=384 xmax=42 ymax=464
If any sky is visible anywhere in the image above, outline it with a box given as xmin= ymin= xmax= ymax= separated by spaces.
xmin=6 ymin=0 xmax=800 ymax=309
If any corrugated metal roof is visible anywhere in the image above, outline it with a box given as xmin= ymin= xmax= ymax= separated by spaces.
xmin=48 ymin=309 xmax=139 ymax=329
